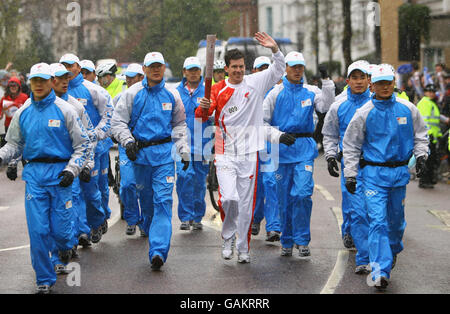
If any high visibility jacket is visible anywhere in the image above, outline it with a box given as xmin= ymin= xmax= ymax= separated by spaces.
xmin=106 ymin=78 xmax=126 ymax=99
xmin=417 ymin=96 xmax=442 ymax=142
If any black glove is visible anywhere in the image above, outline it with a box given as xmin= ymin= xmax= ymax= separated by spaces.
xmin=181 ymin=154 xmax=190 ymax=171
xmin=345 ymin=177 xmax=357 ymax=194
xmin=318 ymin=64 xmax=329 ymax=79
xmin=79 ymin=167 xmax=91 ymax=183
xmin=279 ymin=133 xmax=296 ymax=146
xmin=125 ymin=142 xmax=139 ymax=161
xmin=58 ymin=171 xmax=74 ymax=188
xmin=6 ymin=165 xmax=17 ymax=181
xmin=416 ymin=156 xmax=427 ymax=178
xmin=327 ymin=157 xmax=340 ymax=177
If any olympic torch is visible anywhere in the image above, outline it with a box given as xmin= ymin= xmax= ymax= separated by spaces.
xmin=204 ymin=34 xmax=217 ymax=101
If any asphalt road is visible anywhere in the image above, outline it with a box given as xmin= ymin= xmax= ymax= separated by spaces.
xmin=0 ymin=150 xmax=449 ymax=294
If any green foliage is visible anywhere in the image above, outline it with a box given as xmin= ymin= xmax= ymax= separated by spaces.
xmin=13 ymin=20 xmax=55 ymax=73
xmin=319 ymin=61 xmax=342 ymax=77
xmin=398 ymin=3 xmax=430 ymax=61
xmin=129 ymin=0 xmax=231 ymax=76
xmin=399 ymin=3 xmax=430 ymax=42
xmin=0 ymin=0 xmax=21 ymax=67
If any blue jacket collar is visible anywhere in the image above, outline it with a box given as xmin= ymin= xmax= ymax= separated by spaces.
xmin=59 ymin=92 xmax=69 ymax=102
xmin=69 ymin=73 xmax=84 ymax=89
xmin=348 ymin=87 xmax=371 ymax=104
xmin=372 ymin=94 xmax=396 ymax=110
xmin=283 ymin=76 xmax=304 ymax=90
xmin=179 ymin=77 xmax=204 ymax=95
xmin=31 ymin=90 xmax=56 ymax=110
xmin=143 ymin=77 xmax=165 ymax=92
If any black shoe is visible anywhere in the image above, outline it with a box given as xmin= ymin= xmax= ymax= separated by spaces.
xmin=101 ymin=220 xmax=108 ymax=234
xmin=91 ymin=226 xmax=103 ymax=243
xmin=71 ymin=246 xmax=79 ymax=259
xmin=265 ymin=231 xmax=281 ymax=242
xmin=391 ymin=255 xmax=397 ymax=270
xmin=419 ymin=182 xmax=434 ymax=189
xmin=343 ymin=233 xmax=355 ymax=249
xmin=375 ymin=276 xmax=389 ymax=291
xmin=126 ymin=225 xmax=136 ymax=235
xmin=251 ymin=223 xmax=260 ymax=236
xmin=58 ymin=249 xmax=72 ymax=264
xmin=78 ymin=233 xmax=91 ymax=248
xmin=151 ymin=255 xmax=164 ymax=271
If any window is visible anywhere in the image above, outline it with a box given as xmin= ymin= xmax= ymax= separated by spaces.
xmin=267 ymin=7 xmax=273 ymax=37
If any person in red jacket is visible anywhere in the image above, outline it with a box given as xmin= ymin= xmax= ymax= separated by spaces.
xmin=1 ymin=77 xmax=28 ymax=133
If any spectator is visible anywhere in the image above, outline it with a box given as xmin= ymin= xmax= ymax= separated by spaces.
xmin=0 ymin=77 xmax=29 ymax=133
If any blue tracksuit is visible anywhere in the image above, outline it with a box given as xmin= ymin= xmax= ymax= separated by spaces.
xmin=68 ymin=73 xmax=113 ymax=228
xmin=0 ymin=91 xmax=90 ymax=286
xmin=343 ymin=94 xmax=429 ymax=280
xmin=112 ymin=78 xmax=189 ymax=263
xmin=264 ymin=77 xmax=319 ymax=248
xmin=322 ymin=88 xmax=371 ymax=266
xmin=175 ymin=78 xmax=212 ymax=224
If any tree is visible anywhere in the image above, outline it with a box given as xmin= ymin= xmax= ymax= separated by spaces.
xmin=0 ymin=1 xmax=21 ymax=68
xmin=111 ymin=0 xmax=230 ymax=76
xmin=342 ymin=0 xmax=352 ymax=71
xmin=398 ymin=3 xmax=430 ymax=61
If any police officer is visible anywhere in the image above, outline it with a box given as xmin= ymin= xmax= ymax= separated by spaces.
xmin=322 ymin=61 xmax=371 ymax=274
xmin=0 ymin=63 xmax=91 ymax=294
xmin=60 ymin=53 xmax=114 ymax=242
xmin=112 ymin=52 xmax=189 ymax=270
xmin=263 ymin=51 xmax=336 ymax=258
xmin=176 ymin=56 xmax=212 ymax=231
xmin=417 ymin=84 xmax=448 ymax=188
xmin=343 ymin=64 xmax=429 ymax=290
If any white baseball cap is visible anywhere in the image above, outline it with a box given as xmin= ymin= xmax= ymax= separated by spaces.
xmin=183 ymin=57 xmax=201 ymax=70
xmin=253 ymin=56 xmax=271 ymax=69
xmin=50 ymin=63 xmax=72 ymax=77
xmin=285 ymin=51 xmax=306 ymax=67
xmin=29 ymin=63 xmax=52 ymax=80
xmin=124 ymin=63 xmax=144 ymax=77
xmin=80 ymin=60 xmax=95 ymax=72
xmin=144 ymin=52 xmax=165 ymax=67
xmin=347 ymin=61 xmax=368 ymax=77
xmin=367 ymin=64 xmax=378 ymax=76
xmin=371 ymin=64 xmax=395 ymax=83
xmin=59 ymin=53 xmax=80 ymax=65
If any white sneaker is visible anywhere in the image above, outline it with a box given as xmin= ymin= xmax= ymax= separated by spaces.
xmin=222 ymin=235 xmax=235 ymax=260
xmin=237 ymin=252 xmax=250 ymax=263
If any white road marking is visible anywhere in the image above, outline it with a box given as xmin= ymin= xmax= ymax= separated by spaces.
xmin=320 ymin=249 xmax=349 ymax=294
xmin=0 ymin=245 xmax=30 ymax=253
xmin=315 ymin=184 xmax=335 ymax=201
xmin=320 ymin=206 xmax=349 ymax=294
xmin=0 ymin=206 xmax=9 ymax=212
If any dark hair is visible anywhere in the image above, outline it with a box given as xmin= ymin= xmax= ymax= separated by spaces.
xmin=5 ymin=81 xmax=21 ymax=98
xmin=225 ymin=49 xmax=245 ymax=67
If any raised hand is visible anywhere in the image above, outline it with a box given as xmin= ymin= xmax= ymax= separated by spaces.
xmin=254 ymin=32 xmax=279 ymax=53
